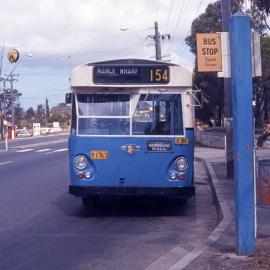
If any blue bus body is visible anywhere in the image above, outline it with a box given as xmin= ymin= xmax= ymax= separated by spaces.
xmin=69 ymin=131 xmax=194 ymax=197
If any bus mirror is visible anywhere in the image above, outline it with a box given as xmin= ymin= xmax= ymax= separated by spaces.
xmin=65 ymin=93 xmax=72 ymax=104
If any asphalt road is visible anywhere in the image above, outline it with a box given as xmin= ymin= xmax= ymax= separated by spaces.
xmin=0 ymin=135 xmax=219 ymax=270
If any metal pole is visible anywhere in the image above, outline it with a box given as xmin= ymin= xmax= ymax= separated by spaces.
xmin=5 ymin=124 xmax=8 ymax=151
xmin=0 ymin=38 xmax=4 ymax=77
xmin=221 ymin=0 xmax=234 ymax=178
xmin=230 ymin=11 xmax=255 ymax=255
xmin=154 ymin=21 xmax=162 ymax=60
xmin=10 ymin=74 xmax=15 ymax=139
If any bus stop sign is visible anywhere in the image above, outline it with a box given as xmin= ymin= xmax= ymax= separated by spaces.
xmin=196 ymin=33 xmax=222 ymax=72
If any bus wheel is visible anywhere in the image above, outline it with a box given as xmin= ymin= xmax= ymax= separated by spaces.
xmin=82 ymin=196 xmax=99 ymax=207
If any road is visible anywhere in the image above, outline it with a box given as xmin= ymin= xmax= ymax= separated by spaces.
xmin=0 ymin=134 xmax=219 ymax=270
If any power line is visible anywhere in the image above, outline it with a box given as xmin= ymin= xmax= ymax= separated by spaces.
xmin=164 ymin=0 xmax=175 ymax=34
xmin=176 ymin=0 xmax=204 ymax=56
xmin=166 ymin=0 xmax=187 ymax=54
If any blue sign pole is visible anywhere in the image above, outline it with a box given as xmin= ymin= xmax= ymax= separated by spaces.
xmin=230 ymin=12 xmax=255 ymax=255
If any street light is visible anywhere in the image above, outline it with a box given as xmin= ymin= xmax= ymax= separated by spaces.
xmin=120 ymin=27 xmax=145 ymax=45
xmin=6 ymin=52 xmax=32 ymax=78
xmin=5 ymin=52 xmax=32 ymax=139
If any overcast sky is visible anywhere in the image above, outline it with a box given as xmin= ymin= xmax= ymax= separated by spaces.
xmin=0 ymin=0 xmax=216 ymax=109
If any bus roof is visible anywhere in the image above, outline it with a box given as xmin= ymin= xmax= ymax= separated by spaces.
xmin=70 ymin=59 xmax=192 ymax=90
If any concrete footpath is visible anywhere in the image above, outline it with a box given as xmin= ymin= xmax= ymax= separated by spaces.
xmin=189 ymin=147 xmax=270 ymax=270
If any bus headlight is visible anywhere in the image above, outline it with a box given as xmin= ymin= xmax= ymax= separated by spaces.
xmin=74 ymin=155 xmax=88 ymax=170
xmin=175 ymin=157 xmax=188 ymax=171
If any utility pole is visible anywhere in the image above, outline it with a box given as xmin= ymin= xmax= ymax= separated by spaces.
xmin=5 ymin=74 xmax=19 ymax=139
xmin=154 ymin=22 xmax=162 ymax=60
xmin=221 ymin=0 xmax=234 ymax=178
xmin=0 ymin=78 xmax=4 ymax=140
xmin=147 ymin=21 xmax=171 ymax=61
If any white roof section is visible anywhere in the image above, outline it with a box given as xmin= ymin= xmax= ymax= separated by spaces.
xmin=70 ymin=59 xmax=192 ymax=90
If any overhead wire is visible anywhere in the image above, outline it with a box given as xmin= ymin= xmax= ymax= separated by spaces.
xmin=164 ymin=0 xmax=175 ymax=34
xmin=166 ymin=0 xmax=187 ymax=55
xmin=176 ymin=0 xmax=204 ymax=56
xmin=165 ymin=0 xmax=184 ymax=55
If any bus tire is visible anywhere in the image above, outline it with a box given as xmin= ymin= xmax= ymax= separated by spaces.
xmin=81 ymin=196 xmax=99 ymax=207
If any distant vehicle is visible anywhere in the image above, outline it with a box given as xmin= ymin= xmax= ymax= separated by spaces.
xmin=17 ymin=130 xmax=33 ymax=138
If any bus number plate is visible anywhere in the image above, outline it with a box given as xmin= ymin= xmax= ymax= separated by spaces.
xmin=175 ymin=137 xmax=189 ymax=145
xmin=91 ymin=151 xmax=108 ymax=160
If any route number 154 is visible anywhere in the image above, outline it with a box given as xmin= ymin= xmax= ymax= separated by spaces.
xmin=150 ymin=68 xmax=169 ymax=83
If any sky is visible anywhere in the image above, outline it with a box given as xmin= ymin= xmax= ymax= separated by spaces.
xmin=0 ymin=0 xmax=216 ymax=110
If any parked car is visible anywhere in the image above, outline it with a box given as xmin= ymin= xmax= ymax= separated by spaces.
xmin=17 ymin=130 xmax=33 ymax=138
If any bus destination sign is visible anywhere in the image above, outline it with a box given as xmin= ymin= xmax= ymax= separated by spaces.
xmin=93 ymin=65 xmax=169 ymax=84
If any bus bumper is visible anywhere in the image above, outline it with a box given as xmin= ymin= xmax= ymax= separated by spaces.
xmin=69 ymin=185 xmax=195 ymax=198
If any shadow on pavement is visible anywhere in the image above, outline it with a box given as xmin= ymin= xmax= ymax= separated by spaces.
xmin=55 ymin=194 xmax=192 ymax=218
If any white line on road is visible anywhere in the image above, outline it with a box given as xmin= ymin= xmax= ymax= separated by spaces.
xmin=45 ymin=148 xmax=68 ymax=154
xmin=35 ymin=149 xmax=52 ymax=152
xmin=0 ymin=161 xmax=13 ymax=166
xmin=16 ymin=149 xmax=35 ymax=153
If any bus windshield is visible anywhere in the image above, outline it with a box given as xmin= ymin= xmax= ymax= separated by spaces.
xmin=75 ymin=93 xmax=183 ymax=136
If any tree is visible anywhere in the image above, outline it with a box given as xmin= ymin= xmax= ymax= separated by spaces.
xmin=237 ymin=0 xmax=270 ymax=31
xmin=45 ymin=98 xmax=50 ymax=123
xmin=15 ymin=104 xmax=24 ymax=128
xmin=36 ymin=104 xmax=44 ymax=123
xmin=253 ymin=37 xmax=270 ymax=125
xmin=251 ymin=0 xmax=270 ymax=15
xmin=185 ymin=1 xmax=224 ymax=125
xmin=185 ymin=0 xmax=270 ymax=126
xmin=25 ymin=107 xmax=35 ymax=121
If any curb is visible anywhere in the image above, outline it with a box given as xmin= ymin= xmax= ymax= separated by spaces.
xmin=195 ymin=156 xmax=233 ymax=239
xmin=165 ymin=157 xmax=233 ymax=270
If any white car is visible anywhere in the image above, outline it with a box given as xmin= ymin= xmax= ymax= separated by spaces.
xmin=17 ymin=130 xmax=33 ymax=138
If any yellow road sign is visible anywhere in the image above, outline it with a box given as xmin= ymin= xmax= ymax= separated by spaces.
xmin=196 ymin=33 xmax=222 ymax=72
xmin=7 ymin=48 xmax=20 ymax=63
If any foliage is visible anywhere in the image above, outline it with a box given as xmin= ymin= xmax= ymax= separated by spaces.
xmin=45 ymin=98 xmax=49 ymax=122
xmin=254 ymin=37 xmax=270 ymax=125
xmin=237 ymin=0 xmax=270 ymax=31
xmin=185 ymin=1 xmax=224 ymax=124
xmin=185 ymin=0 xmax=270 ymax=126
xmin=14 ymin=104 xmax=24 ymax=128
xmin=186 ymin=2 xmax=222 ymax=54
xmin=251 ymin=0 xmax=270 ymax=14
xmin=36 ymin=104 xmax=44 ymax=123
xmin=25 ymin=107 xmax=35 ymax=120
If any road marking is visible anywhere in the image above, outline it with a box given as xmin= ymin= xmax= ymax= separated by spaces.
xmin=55 ymin=148 xmax=68 ymax=152
xmin=35 ymin=149 xmax=52 ymax=152
xmin=45 ymin=148 xmax=68 ymax=154
xmin=16 ymin=149 xmax=34 ymax=153
xmin=10 ymin=138 xmax=68 ymax=150
xmin=0 ymin=161 xmax=13 ymax=166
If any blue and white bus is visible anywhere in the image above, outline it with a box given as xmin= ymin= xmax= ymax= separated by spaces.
xmin=67 ymin=59 xmax=195 ymax=206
